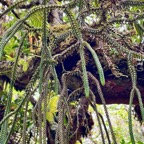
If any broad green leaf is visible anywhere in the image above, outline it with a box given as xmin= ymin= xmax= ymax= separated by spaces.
xmin=43 ymin=92 xmax=59 ymax=123
xmin=48 ymin=96 xmax=59 ymax=113
xmin=46 ymin=112 xmax=54 ymax=123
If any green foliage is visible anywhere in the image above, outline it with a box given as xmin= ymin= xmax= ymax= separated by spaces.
xmin=0 ymin=0 xmax=26 ymax=18
xmin=0 ymin=33 xmax=27 ymax=143
xmin=18 ymin=58 xmax=29 ymax=72
xmin=133 ymin=22 xmax=144 ymax=43
xmin=88 ymin=104 xmax=144 ymax=144
xmin=44 ymin=91 xmax=59 ymax=123
xmin=0 ymin=0 xmax=144 ymax=144
xmin=27 ymin=11 xmax=44 ymax=28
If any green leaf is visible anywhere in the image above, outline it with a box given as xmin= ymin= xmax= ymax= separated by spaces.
xmin=43 ymin=92 xmax=59 ymax=123
xmin=46 ymin=112 xmax=54 ymax=123
xmin=133 ymin=22 xmax=144 ymax=43
xmin=5 ymin=55 xmax=14 ymax=61
xmin=18 ymin=58 xmax=29 ymax=72
xmin=48 ymin=96 xmax=59 ymax=113
xmin=120 ymin=139 xmax=125 ymax=144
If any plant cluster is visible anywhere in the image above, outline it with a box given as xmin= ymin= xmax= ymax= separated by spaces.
xmin=0 ymin=0 xmax=144 ymax=144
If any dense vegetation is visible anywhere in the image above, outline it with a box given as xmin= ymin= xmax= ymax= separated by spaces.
xmin=0 ymin=0 xmax=144 ymax=144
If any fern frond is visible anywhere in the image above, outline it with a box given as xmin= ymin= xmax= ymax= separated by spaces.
xmin=79 ymin=44 xmax=90 ymax=98
xmin=83 ymin=41 xmax=105 ymax=86
xmin=27 ymin=10 xmax=44 ymax=28
xmin=0 ymin=3 xmax=74 ymax=59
